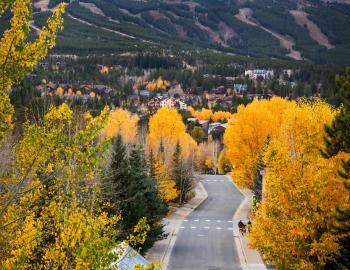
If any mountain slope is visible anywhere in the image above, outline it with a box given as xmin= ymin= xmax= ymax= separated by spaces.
xmin=30 ymin=0 xmax=350 ymax=64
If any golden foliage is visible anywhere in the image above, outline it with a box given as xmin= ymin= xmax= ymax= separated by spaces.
xmin=56 ymin=86 xmax=64 ymax=96
xmin=205 ymin=158 xmax=212 ymax=169
xmin=188 ymin=106 xmax=212 ymax=121
xmin=217 ymin=149 xmax=231 ymax=175
xmin=147 ymin=107 xmax=197 ymax=163
xmin=224 ymin=97 xmax=294 ymax=187
xmin=0 ymin=104 xmax=128 ymax=269
xmin=0 ymin=92 xmax=14 ymax=140
xmin=154 ymin=159 xmax=178 ymax=202
xmin=249 ymin=99 xmax=349 ymax=269
xmin=100 ymin=66 xmax=109 ymax=74
xmin=102 ymin=108 xmax=139 ymax=144
xmin=146 ymin=77 xmax=170 ymax=91
xmin=197 ymin=141 xmax=220 ymax=173
xmin=211 ymin=111 xmax=233 ymax=122
xmin=0 ymin=0 xmax=66 ymax=142
xmin=188 ymin=107 xmax=232 ymax=122
xmin=147 ymin=108 xmax=197 ymax=201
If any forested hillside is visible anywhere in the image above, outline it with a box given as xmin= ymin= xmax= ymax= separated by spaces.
xmin=27 ymin=0 xmax=350 ymax=64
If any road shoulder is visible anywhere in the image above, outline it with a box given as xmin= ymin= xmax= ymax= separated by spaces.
xmin=228 ymin=175 xmax=267 ymax=270
xmin=146 ymin=178 xmax=208 ymax=269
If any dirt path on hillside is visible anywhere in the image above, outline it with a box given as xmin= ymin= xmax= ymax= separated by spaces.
xmin=290 ymin=10 xmax=334 ymax=49
xmin=235 ymin=8 xmax=302 ymax=60
xmin=195 ymin=21 xmax=228 ymax=47
xmin=79 ymin=2 xmax=105 ymax=17
xmin=219 ymin=21 xmax=236 ymax=44
xmin=67 ymin=13 xmax=137 ymax=39
xmin=163 ymin=0 xmax=199 ymax=12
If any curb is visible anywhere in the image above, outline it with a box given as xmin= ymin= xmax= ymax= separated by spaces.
xmin=226 ymin=175 xmax=267 ymax=270
xmin=227 ymin=175 xmax=249 ymax=268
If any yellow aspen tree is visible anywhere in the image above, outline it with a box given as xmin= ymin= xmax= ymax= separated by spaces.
xmin=0 ymin=104 xmax=126 ymax=269
xmin=217 ymin=149 xmax=231 ymax=175
xmin=0 ymin=0 xmax=66 ymax=141
xmin=102 ymin=108 xmax=139 ymax=144
xmin=146 ymin=81 xmax=156 ymax=91
xmin=188 ymin=107 xmax=213 ymax=121
xmin=211 ymin=111 xmax=233 ymax=122
xmin=224 ymin=97 xmax=294 ymax=187
xmin=147 ymin=107 xmax=197 ymax=163
xmin=249 ymin=99 xmax=350 ymax=270
xmin=56 ymin=86 xmax=64 ymax=96
xmin=154 ymin=158 xmax=178 ymax=202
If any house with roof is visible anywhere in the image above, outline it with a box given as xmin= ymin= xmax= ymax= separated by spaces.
xmin=245 ymin=69 xmax=274 ymax=80
xmin=160 ymin=97 xmax=175 ymax=108
xmin=159 ymin=97 xmax=188 ymax=110
xmin=112 ymin=243 xmax=152 ymax=270
xmin=93 ymin=85 xmax=113 ymax=95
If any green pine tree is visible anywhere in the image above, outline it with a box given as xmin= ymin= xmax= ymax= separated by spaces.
xmin=149 ymin=149 xmax=156 ymax=179
xmin=172 ymin=141 xmax=194 ymax=205
xmin=126 ymin=144 xmax=168 ymax=252
xmin=102 ymin=139 xmax=168 ymax=253
xmin=323 ymin=67 xmax=350 ymax=269
xmin=102 ymin=134 xmax=130 ymax=216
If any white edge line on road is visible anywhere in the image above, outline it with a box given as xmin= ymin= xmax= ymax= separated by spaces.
xmin=228 ymin=175 xmax=250 ymax=268
xmin=161 ymin=181 xmax=209 ymax=270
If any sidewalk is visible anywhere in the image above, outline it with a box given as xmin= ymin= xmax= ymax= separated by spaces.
xmin=146 ymin=178 xmax=208 ymax=269
xmin=228 ymin=176 xmax=268 ymax=270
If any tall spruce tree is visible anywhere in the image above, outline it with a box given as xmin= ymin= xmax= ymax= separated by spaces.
xmin=102 ymin=134 xmax=130 ymax=216
xmin=172 ymin=141 xmax=194 ymax=204
xmin=149 ymin=149 xmax=156 ymax=179
xmin=323 ymin=67 xmax=350 ymax=269
xmin=125 ymin=145 xmax=168 ymax=252
xmin=102 ymin=139 xmax=168 ymax=253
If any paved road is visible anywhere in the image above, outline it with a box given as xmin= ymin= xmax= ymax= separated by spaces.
xmin=168 ymin=175 xmax=244 ymax=270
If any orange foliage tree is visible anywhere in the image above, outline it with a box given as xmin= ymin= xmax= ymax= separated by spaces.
xmin=188 ymin=106 xmax=213 ymax=121
xmin=249 ymin=100 xmax=350 ymax=269
xmin=211 ymin=111 xmax=233 ymax=122
xmin=56 ymin=86 xmax=64 ymax=96
xmin=224 ymin=97 xmax=293 ymax=187
xmin=188 ymin=107 xmax=232 ymax=122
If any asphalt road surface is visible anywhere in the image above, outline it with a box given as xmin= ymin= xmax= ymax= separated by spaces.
xmin=168 ymin=175 xmax=244 ymax=270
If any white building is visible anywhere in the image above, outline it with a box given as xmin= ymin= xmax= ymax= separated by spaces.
xmin=160 ymin=97 xmax=187 ymax=110
xmin=245 ymin=69 xmax=274 ymax=80
xmin=178 ymin=100 xmax=187 ymax=110
xmin=160 ymin=98 xmax=175 ymax=108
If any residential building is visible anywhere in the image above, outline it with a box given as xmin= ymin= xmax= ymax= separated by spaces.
xmin=245 ymin=69 xmax=274 ymax=80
